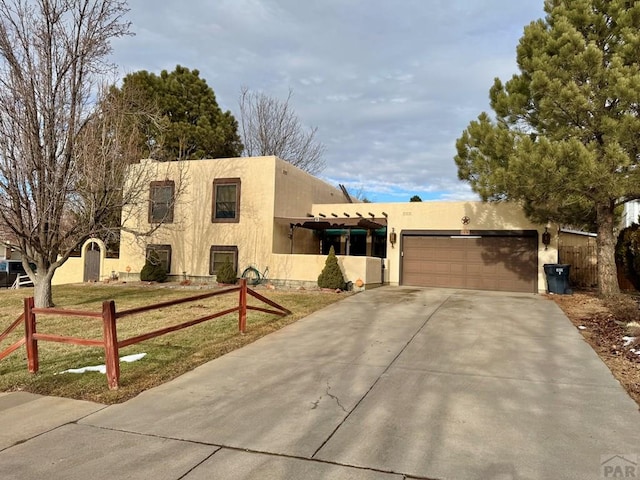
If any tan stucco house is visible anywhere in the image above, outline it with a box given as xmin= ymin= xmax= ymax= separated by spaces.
xmin=54 ymin=155 xmax=557 ymax=293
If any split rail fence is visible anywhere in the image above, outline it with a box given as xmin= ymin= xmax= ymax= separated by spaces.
xmin=0 ymin=279 xmax=290 ymax=389
xmin=0 ymin=313 xmax=25 ymax=362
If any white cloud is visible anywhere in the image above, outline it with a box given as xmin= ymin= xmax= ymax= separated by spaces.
xmin=113 ymin=0 xmax=545 ymax=200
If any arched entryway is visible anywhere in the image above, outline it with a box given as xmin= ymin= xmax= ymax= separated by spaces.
xmin=83 ymin=241 xmax=101 ymax=282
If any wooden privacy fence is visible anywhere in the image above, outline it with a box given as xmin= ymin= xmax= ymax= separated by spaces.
xmin=19 ymin=279 xmax=290 ymax=390
xmin=558 ymin=244 xmax=598 ymax=288
xmin=558 ymin=244 xmax=637 ymax=291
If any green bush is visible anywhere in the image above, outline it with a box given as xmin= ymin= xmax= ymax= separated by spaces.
xmin=317 ymin=246 xmax=346 ymax=290
xmin=616 ymin=223 xmax=640 ymax=290
xmin=216 ymin=258 xmax=237 ymax=284
xmin=140 ymin=250 xmax=168 ymax=283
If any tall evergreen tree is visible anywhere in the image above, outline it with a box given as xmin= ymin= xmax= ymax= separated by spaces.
xmin=455 ymin=0 xmax=640 ymax=296
xmin=118 ymin=65 xmax=243 ymax=161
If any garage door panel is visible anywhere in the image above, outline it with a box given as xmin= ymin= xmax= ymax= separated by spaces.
xmin=405 ymin=245 xmax=465 ymax=262
xmin=465 ymin=278 xmax=486 ymax=289
xmin=401 ymin=234 xmax=537 ymax=293
xmin=405 ymin=262 xmax=450 ymax=275
xmin=449 ymin=264 xmax=465 ymax=275
xmin=429 ymin=276 xmax=458 ymax=288
xmin=465 ymin=254 xmax=485 ymax=263
xmin=467 ymin=263 xmax=497 ymax=275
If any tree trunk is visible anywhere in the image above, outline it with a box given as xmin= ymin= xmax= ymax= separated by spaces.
xmin=596 ymin=203 xmax=620 ymax=296
xmin=33 ymin=271 xmax=55 ymax=308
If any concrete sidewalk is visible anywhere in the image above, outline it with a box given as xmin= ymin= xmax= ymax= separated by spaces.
xmin=1 ymin=287 xmax=638 ymax=479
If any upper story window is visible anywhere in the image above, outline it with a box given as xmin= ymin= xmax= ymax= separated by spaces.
xmin=149 ymin=181 xmax=174 ymax=223
xmin=212 ymin=178 xmax=241 ymax=223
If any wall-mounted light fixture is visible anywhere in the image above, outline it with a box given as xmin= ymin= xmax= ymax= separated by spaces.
xmin=542 ymin=227 xmax=551 ymax=250
xmin=389 ymin=227 xmax=397 ymax=248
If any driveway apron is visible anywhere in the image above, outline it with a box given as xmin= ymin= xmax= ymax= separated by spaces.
xmin=1 ymin=287 xmax=638 ymax=480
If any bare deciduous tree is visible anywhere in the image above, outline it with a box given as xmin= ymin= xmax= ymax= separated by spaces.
xmin=75 ymin=83 xmax=182 ymax=244
xmin=0 ymin=0 xmax=173 ymax=307
xmin=238 ymin=87 xmax=326 ymax=175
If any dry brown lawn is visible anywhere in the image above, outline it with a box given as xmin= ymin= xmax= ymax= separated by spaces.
xmin=0 ymin=281 xmax=348 ymax=404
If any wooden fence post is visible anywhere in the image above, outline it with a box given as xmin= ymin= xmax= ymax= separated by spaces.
xmin=102 ymin=300 xmax=120 ymax=390
xmin=239 ymin=278 xmax=247 ymax=333
xmin=24 ymin=297 xmax=38 ymax=373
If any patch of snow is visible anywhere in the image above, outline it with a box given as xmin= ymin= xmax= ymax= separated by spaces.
xmin=56 ymin=353 xmax=147 ymax=375
xmin=578 ymin=325 xmax=587 ymax=330
xmin=623 ymin=336 xmax=636 ymax=347
xmin=121 ymin=353 xmax=146 ymax=363
xmin=59 ymin=364 xmax=107 ymax=375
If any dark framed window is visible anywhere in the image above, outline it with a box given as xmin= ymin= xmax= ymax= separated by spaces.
xmin=149 ymin=181 xmax=175 ymax=223
xmin=209 ymin=245 xmax=238 ymax=275
xmin=104 ymin=234 xmax=120 ymax=259
xmin=146 ymin=244 xmax=172 ymax=273
xmin=212 ymin=178 xmax=241 ymax=222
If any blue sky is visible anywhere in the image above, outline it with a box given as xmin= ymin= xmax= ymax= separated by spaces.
xmin=111 ymin=0 xmax=546 ymax=203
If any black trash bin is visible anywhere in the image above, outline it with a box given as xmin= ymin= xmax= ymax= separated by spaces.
xmin=544 ymin=264 xmax=571 ymax=294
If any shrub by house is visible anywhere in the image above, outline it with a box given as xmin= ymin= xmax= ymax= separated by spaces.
xmin=216 ymin=258 xmax=237 ymax=285
xmin=317 ymin=246 xmax=346 ymax=290
xmin=140 ymin=250 xmax=167 ymax=283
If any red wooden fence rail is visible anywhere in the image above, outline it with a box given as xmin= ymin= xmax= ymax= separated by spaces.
xmin=0 ymin=313 xmax=25 ymax=362
xmin=20 ymin=279 xmax=291 ymax=390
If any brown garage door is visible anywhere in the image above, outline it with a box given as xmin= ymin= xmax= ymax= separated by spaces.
xmin=401 ymin=234 xmax=537 ymax=293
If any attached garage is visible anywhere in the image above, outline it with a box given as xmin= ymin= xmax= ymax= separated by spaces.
xmin=400 ymin=231 xmax=538 ymax=293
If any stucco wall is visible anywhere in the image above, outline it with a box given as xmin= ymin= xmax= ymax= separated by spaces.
xmin=273 ymin=221 xmax=320 ymax=255
xmin=311 ymin=201 xmax=556 ymax=293
xmin=119 ymin=156 xmax=348 ymax=279
xmin=272 ymin=158 xmax=347 ymax=255
xmin=272 ymin=158 xmax=346 ymax=218
xmin=52 ymin=160 xmax=553 ymax=294
xmin=120 ymin=157 xmax=279 ymax=277
xmin=269 ymin=253 xmax=383 ymax=288
xmin=53 ymin=239 xmax=120 ymax=285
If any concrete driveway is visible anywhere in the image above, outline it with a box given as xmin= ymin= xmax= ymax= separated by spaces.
xmin=1 ymin=287 xmax=639 ymax=480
